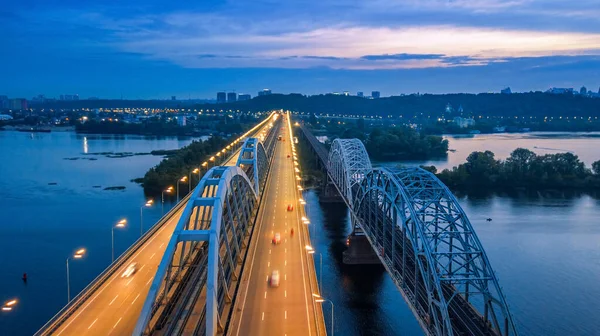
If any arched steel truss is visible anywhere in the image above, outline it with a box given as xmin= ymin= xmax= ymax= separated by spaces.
xmin=327 ymin=139 xmax=372 ymax=204
xmin=134 ymin=165 xmax=260 ymax=336
xmin=352 ymin=167 xmax=517 ymax=336
xmin=236 ymin=138 xmax=269 ymax=194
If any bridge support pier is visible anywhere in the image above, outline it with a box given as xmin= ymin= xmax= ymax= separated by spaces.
xmin=343 ymin=230 xmax=380 ymax=265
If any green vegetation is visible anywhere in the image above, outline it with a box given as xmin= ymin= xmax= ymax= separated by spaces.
xmin=139 ymin=136 xmax=230 ymax=195
xmin=428 ymin=149 xmax=600 ymax=192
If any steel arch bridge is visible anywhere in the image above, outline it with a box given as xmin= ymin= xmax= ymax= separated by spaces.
xmin=326 ymin=139 xmax=518 ymax=336
xmin=327 ymin=139 xmax=372 ymax=204
xmin=134 ymin=136 xmax=272 ymax=336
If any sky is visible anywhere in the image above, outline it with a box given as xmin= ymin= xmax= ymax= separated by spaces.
xmin=2 ymin=0 xmax=600 ymax=99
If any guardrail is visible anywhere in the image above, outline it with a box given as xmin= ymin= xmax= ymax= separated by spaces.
xmin=35 ymin=113 xmax=277 ymax=335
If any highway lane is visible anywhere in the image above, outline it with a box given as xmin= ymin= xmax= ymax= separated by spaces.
xmin=231 ymin=114 xmax=321 ymax=336
xmin=51 ymin=122 xmax=273 ymax=336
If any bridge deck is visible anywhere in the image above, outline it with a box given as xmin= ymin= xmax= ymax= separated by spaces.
xmin=297 ymin=123 xmax=328 ymax=166
xmin=228 ymin=115 xmax=325 ymax=335
xmin=40 ymin=120 xmax=274 ymax=336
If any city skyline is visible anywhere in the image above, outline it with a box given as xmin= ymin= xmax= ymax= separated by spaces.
xmin=2 ymin=0 xmax=600 ymax=98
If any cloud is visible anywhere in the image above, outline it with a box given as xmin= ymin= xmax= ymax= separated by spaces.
xmin=361 ymin=53 xmax=445 ymax=61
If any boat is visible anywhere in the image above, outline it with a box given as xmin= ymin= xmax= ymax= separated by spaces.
xmin=17 ymin=126 xmax=51 ymax=133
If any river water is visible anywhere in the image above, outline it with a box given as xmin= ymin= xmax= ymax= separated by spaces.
xmin=1 ymin=131 xmax=599 ymax=335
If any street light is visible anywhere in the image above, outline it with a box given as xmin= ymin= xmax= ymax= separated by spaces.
xmin=190 ymin=168 xmax=201 ymax=192
xmin=306 ymin=248 xmax=323 ymax=295
xmin=209 ymin=156 xmax=215 ymax=168
xmin=312 ymin=294 xmax=334 ymax=336
xmin=162 ymin=186 xmax=173 ymax=214
xmin=177 ymin=176 xmax=188 ymax=203
xmin=112 ymin=219 xmax=126 ymax=262
xmin=2 ymin=299 xmax=18 ymax=312
xmin=140 ymin=200 xmax=153 ymax=236
xmin=67 ymin=248 xmax=86 ymax=302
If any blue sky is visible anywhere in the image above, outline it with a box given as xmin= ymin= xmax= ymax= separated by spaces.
xmin=2 ymin=0 xmax=600 ymax=99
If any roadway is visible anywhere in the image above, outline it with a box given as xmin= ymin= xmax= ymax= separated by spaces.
xmin=229 ymin=114 xmax=323 ymax=336
xmin=49 ymin=122 xmax=273 ymax=336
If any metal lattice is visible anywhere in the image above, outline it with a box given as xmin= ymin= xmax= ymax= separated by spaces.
xmin=351 ymin=167 xmax=517 ymax=336
xmin=236 ymin=138 xmax=269 ymax=195
xmin=327 ymin=139 xmax=372 ymax=204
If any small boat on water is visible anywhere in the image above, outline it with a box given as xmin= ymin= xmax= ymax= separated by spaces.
xmin=17 ymin=126 xmax=51 ymax=133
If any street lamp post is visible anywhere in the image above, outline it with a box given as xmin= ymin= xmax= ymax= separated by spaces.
xmin=140 ymin=200 xmax=153 ymax=236
xmin=162 ymin=186 xmax=173 ymax=214
xmin=305 ymin=246 xmax=323 ymax=294
xmin=190 ymin=168 xmax=199 ymax=193
xmin=313 ymin=294 xmax=334 ymax=336
xmin=209 ymin=156 xmax=215 ymax=168
xmin=177 ymin=176 xmax=187 ymax=203
xmin=66 ymin=248 xmax=86 ymax=302
xmin=112 ymin=219 xmax=126 ymax=262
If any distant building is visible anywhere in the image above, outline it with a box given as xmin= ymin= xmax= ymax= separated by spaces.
xmin=9 ymin=98 xmax=28 ymax=110
xmin=0 ymin=95 xmax=8 ymax=108
xmin=60 ymin=94 xmax=79 ymax=101
xmin=171 ymin=96 xmax=176 ymax=101
xmin=501 ymin=87 xmax=512 ymax=94
xmin=177 ymin=116 xmax=186 ymax=127
xmin=227 ymin=92 xmax=237 ymax=103
xmin=371 ymin=91 xmax=380 ymax=99
xmin=238 ymin=94 xmax=251 ymax=101
xmin=217 ymin=92 xmax=226 ymax=104
xmin=547 ymin=88 xmax=574 ymax=94
xmin=343 ymin=91 xmax=349 ymax=96
xmin=357 ymin=92 xmax=364 ymax=97
xmin=258 ymin=89 xmax=272 ymax=96
xmin=453 ymin=117 xmax=475 ymax=128
xmin=580 ymin=86 xmax=587 ymax=95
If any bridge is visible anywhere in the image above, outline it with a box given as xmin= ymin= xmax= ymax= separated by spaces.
xmin=297 ymin=123 xmax=518 ymax=336
xmin=36 ymin=112 xmax=324 ymax=336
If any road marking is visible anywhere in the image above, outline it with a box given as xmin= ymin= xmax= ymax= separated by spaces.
xmin=146 ymin=276 xmax=154 ymax=285
xmin=113 ymin=317 xmax=122 ymax=329
xmin=268 ymin=262 xmax=270 ymax=267
xmin=269 ymin=249 xmax=271 ymax=254
xmin=150 ymin=253 xmax=156 ymax=259
xmin=159 ymin=243 xmax=164 ymax=248
xmin=88 ymin=318 xmax=98 ymax=329
xmin=262 ymin=312 xmax=265 ymax=321
xmin=285 ymin=311 xmax=287 ymax=319
xmin=266 ymin=275 xmax=269 ymax=281
xmin=285 ymin=274 xmax=287 ymax=280
xmin=285 ymin=290 xmax=287 ymax=298
xmin=126 ymin=277 xmax=134 ymax=286
xmin=131 ymin=293 xmax=140 ymax=305
xmin=285 ymin=248 xmax=287 ymax=253
xmin=285 ymin=260 xmax=287 ymax=266
xmin=264 ymin=291 xmax=267 ymax=299
xmin=109 ymin=295 xmax=119 ymax=306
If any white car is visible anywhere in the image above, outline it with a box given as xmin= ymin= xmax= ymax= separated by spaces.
xmin=269 ymin=270 xmax=280 ymax=287
xmin=122 ymin=262 xmax=138 ymax=278
xmin=272 ymin=232 xmax=281 ymax=245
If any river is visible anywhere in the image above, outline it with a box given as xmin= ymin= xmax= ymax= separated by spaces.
xmin=1 ymin=131 xmax=599 ymax=335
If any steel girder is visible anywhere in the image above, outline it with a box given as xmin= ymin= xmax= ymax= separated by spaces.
xmin=352 ymin=167 xmax=517 ymax=336
xmin=327 ymin=139 xmax=372 ymax=204
xmin=134 ymin=166 xmax=258 ymax=336
xmin=236 ymin=138 xmax=269 ymax=195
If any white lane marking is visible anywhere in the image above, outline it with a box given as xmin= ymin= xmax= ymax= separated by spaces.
xmin=285 ymin=311 xmax=287 ymax=319
xmin=285 ymin=290 xmax=287 ymax=298
xmin=269 ymin=249 xmax=271 ymax=255
xmin=262 ymin=312 xmax=265 ymax=321
xmin=264 ymin=291 xmax=267 ymax=299
xmin=139 ymin=265 xmax=145 ymax=272
xmin=146 ymin=276 xmax=154 ymax=285
xmin=131 ymin=293 xmax=140 ymax=305
xmin=266 ymin=275 xmax=269 ymax=282
xmin=88 ymin=318 xmax=98 ymax=329
xmin=109 ymin=295 xmax=119 ymax=306
xmin=159 ymin=243 xmax=165 ymax=248
xmin=285 ymin=274 xmax=287 ymax=280
xmin=126 ymin=277 xmax=134 ymax=286
xmin=150 ymin=253 xmax=156 ymax=259
xmin=285 ymin=248 xmax=287 ymax=253
xmin=268 ymin=261 xmax=270 ymax=267
xmin=285 ymin=260 xmax=287 ymax=266
xmin=113 ymin=317 xmax=122 ymax=329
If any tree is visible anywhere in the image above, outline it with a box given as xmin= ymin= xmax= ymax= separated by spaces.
xmin=357 ymin=117 xmax=365 ymax=130
xmin=309 ymin=113 xmax=317 ymax=126
xmin=592 ymin=160 xmax=600 ymax=175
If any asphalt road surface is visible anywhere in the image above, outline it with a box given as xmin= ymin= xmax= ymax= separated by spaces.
xmin=50 ymin=122 xmax=272 ymax=336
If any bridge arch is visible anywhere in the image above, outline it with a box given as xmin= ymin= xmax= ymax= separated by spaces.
xmin=135 ymin=165 xmax=258 ymax=336
xmin=352 ymin=167 xmax=517 ymax=336
xmin=327 ymin=138 xmax=372 ymax=203
xmin=236 ymin=137 xmax=269 ymax=195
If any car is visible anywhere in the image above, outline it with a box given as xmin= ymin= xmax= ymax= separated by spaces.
xmin=269 ymin=270 xmax=280 ymax=287
xmin=122 ymin=262 xmax=138 ymax=278
xmin=272 ymin=232 xmax=281 ymax=244
xmin=287 ymin=204 xmax=294 ymax=211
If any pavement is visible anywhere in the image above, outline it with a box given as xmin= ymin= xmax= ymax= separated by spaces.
xmin=49 ymin=122 xmax=272 ymax=336
xmin=229 ymin=114 xmax=323 ymax=336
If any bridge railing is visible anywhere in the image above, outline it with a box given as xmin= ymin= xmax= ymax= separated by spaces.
xmin=35 ymin=113 xmax=278 ymax=336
